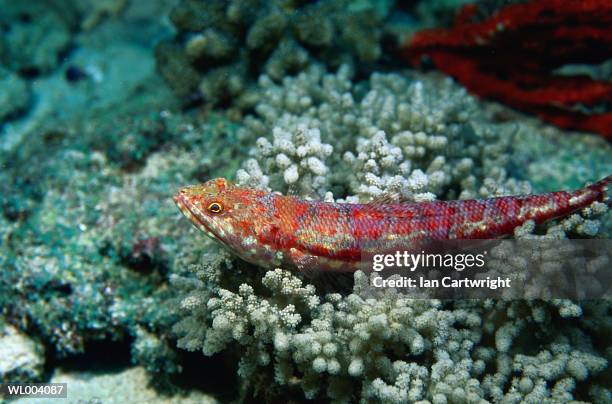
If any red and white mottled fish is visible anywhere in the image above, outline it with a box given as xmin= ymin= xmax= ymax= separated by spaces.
xmin=174 ymin=176 xmax=610 ymax=272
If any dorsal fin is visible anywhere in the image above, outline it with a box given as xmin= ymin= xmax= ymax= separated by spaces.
xmin=366 ymin=191 xmax=412 ymax=206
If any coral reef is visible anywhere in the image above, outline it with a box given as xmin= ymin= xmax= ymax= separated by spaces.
xmin=172 ymin=64 xmax=611 ymax=401
xmin=1 ymin=0 xmax=611 ymax=402
xmin=0 ymin=104 xmax=241 ymax=359
xmin=0 ymin=0 xmax=201 ymax=387
xmin=235 ymin=64 xmax=549 ymax=204
xmin=155 ymin=0 xmax=397 ymax=106
xmin=403 ymin=0 xmax=612 ymax=139
xmin=173 ymin=260 xmax=610 ymax=402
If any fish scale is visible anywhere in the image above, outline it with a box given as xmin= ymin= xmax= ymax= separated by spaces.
xmin=174 ymin=176 xmax=610 ymax=273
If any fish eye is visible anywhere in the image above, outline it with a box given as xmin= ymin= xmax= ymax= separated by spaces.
xmin=207 ymin=202 xmax=224 ymax=214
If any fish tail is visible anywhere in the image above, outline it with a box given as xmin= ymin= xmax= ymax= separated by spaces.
xmin=575 ymin=175 xmax=611 ymax=208
xmin=514 ymin=175 xmax=610 ymax=227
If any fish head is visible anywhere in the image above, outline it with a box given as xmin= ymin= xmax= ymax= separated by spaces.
xmin=173 ymin=178 xmax=267 ymax=251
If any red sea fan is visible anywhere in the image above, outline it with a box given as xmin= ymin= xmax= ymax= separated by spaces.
xmin=403 ymin=0 xmax=612 ymax=140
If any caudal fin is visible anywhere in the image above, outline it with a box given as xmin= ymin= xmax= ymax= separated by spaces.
xmin=518 ymin=175 xmax=610 ymax=228
xmin=582 ymin=175 xmax=611 ymax=207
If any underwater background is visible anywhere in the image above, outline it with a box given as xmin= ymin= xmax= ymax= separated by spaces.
xmin=0 ymin=0 xmax=611 ymax=402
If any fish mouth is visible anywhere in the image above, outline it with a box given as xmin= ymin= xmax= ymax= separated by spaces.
xmin=174 ymin=191 xmax=224 ymax=243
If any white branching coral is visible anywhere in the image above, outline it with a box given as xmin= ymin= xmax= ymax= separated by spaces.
xmin=172 ymin=259 xmax=610 ymax=403
xmin=236 ymin=123 xmax=333 ymax=195
xmin=234 ymin=64 xmax=535 ymax=204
